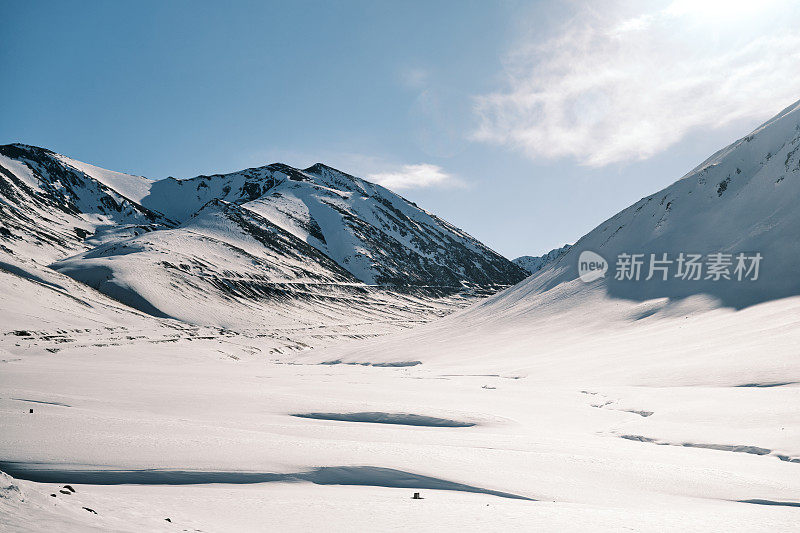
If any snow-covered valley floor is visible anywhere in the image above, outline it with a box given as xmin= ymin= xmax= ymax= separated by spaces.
xmin=2 ymin=329 xmax=799 ymax=532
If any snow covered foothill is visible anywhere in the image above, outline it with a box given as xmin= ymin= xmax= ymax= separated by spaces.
xmin=47 ymin=201 xmax=476 ymax=330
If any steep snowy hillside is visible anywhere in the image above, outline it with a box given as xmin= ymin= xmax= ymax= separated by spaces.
xmin=513 ymin=244 xmax=571 ymax=274
xmin=0 ymin=144 xmax=171 ymax=263
xmin=519 ymin=98 xmax=800 ymax=310
xmin=307 ymin=98 xmax=800 ymax=384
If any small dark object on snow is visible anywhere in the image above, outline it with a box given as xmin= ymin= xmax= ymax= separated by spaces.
xmin=63 ymin=485 xmax=75 ymax=493
xmin=59 ymin=489 xmax=71 ymax=495
xmin=29 ymin=409 xmax=33 ymax=413
xmin=165 ymin=518 xmax=172 ymax=522
xmin=50 ymin=493 xmax=56 ymax=497
xmin=412 ymin=492 xmax=422 ymax=499
xmin=82 ymin=507 xmax=97 ymax=514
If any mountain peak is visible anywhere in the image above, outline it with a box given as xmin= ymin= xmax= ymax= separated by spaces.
xmin=0 ymin=143 xmax=54 ymax=159
xmin=304 ymin=162 xmax=347 ymax=175
xmin=0 ymin=144 xmax=525 ymax=290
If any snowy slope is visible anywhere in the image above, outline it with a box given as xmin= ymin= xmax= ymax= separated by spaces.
xmin=0 ymin=144 xmax=171 ymax=263
xmin=51 ymin=200 xmax=473 ymax=329
xmin=519 ymin=98 xmax=800 ymax=309
xmin=306 ymin=98 xmax=800 ymax=383
xmin=0 ymin=254 xmax=178 ymax=334
xmin=54 ymin=153 xmax=154 ymax=204
xmin=263 ymin=163 xmax=525 ymax=286
xmin=513 ymin=244 xmax=571 ymax=274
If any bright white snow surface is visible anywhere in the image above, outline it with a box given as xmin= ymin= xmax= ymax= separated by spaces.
xmin=3 ymin=101 xmax=800 ymax=531
xmin=54 ymin=154 xmax=154 ymax=205
xmin=1 ymin=334 xmax=799 ymax=531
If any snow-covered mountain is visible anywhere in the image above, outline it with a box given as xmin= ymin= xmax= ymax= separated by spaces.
xmin=129 ymin=161 xmax=525 ymax=286
xmin=513 ymin=244 xmax=571 ymax=275
xmin=0 ymin=144 xmax=524 ymax=332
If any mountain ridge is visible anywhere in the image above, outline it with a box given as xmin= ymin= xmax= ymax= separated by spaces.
xmin=0 ymin=143 xmax=525 ymax=287
xmin=513 ymin=244 xmax=571 ymax=275
xmin=0 ymin=143 xmax=525 ymax=332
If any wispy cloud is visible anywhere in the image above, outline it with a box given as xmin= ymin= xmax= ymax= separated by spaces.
xmin=368 ymin=163 xmax=463 ymax=190
xmin=399 ymin=67 xmax=429 ymax=90
xmin=473 ymin=0 xmax=800 ymax=167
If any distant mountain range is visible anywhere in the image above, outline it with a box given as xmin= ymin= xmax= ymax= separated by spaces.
xmin=513 ymin=245 xmax=571 ymax=275
xmin=0 ymin=144 xmax=526 ymax=331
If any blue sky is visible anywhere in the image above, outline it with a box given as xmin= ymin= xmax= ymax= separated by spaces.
xmin=3 ymin=0 xmax=800 ymax=258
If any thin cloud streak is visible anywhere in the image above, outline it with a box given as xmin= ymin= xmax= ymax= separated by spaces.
xmin=472 ymin=1 xmax=800 ymax=167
